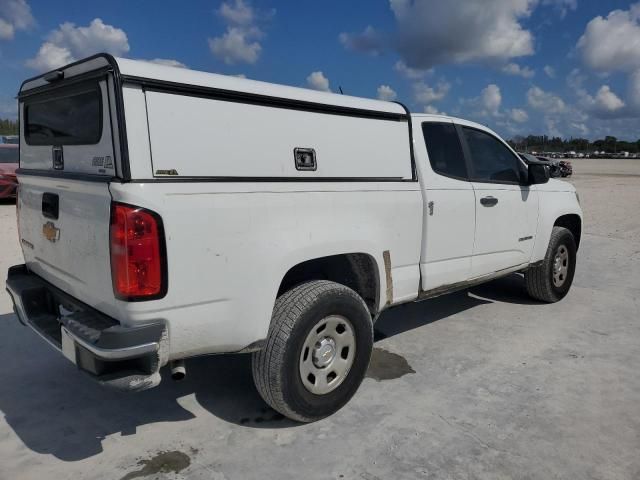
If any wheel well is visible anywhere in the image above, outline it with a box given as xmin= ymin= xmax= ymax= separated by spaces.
xmin=554 ymin=214 xmax=582 ymax=249
xmin=277 ymin=253 xmax=380 ymax=315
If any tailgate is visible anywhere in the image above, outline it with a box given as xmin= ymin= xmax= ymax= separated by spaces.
xmin=17 ymin=176 xmax=113 ymax=305
xmin=18 ymin=75 xmax=116 ymax=307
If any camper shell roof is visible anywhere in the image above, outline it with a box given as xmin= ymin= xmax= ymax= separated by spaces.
xmin=19 ymin=54 xmax=408 ymax=120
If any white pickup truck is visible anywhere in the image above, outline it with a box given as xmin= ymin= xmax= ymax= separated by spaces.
xmin=7 ymin=55 xmax=582 ymax=422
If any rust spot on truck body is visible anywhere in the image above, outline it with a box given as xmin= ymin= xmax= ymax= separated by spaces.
xmin=383 ymin=250 xmax=393 ymax=305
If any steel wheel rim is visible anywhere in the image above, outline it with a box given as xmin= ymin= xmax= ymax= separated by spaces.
xmin=299 ymin=315 xmax=356 ymax=395
xmin=552 ymin=244 xmax=570 ymax=287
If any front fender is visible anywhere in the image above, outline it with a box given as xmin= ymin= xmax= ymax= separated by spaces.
xmin=531 ymin=189 xmax=582 ymax=263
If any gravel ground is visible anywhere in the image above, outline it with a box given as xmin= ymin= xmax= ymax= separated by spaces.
xmin=0 ymin=159 xmax=639 ymax=480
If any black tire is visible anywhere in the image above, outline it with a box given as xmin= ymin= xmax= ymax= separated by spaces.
xmin=252 ymin=280 xmax=373 ymax=422
xmin=525 ymin=226 xmax=577 ymax=302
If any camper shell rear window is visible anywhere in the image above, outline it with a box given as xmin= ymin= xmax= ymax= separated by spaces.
xmin=24 ymin=82 xmax=102 ymax=146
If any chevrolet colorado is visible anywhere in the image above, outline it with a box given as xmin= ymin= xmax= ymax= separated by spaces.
xmin=7 ymin=54 xmax=582 ymax=422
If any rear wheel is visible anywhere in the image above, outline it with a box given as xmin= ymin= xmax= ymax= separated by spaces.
xmin=252 ymin=280 xmax=373 ymax=422
xmin=525 ymin=226 xmax=577 ymax=302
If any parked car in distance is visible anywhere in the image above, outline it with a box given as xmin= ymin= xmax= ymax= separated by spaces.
xmin=0 ymin=144 xmax=18 ymax=199
xmin=519 ymin=153 xmax=561 ymax=178
xmin=1 ymin=135 xmax=19 ymax=144
xmin=7 ymin=54 xmax=583 ymax=422
xmin=558 ymin=159 xmax=573 ymax=177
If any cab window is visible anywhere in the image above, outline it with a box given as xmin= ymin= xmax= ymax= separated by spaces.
xmin=422 ymin=122 xmax=468 ymax=180
xmin=462 ymin=127 xmax=523 ymax=184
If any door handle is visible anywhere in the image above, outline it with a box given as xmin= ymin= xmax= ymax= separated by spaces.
xmin=480 ymin=196 xmax=498 ymax=207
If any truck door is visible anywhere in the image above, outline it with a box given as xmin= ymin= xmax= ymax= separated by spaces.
xmin=458 ymin=126 xmax=539 ymax=278
xmin=417 ymin=120 xmax=476 ymax=292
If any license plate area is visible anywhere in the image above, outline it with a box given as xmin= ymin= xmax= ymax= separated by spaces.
xmin=61 ymin=326 xmax=77 ymax=364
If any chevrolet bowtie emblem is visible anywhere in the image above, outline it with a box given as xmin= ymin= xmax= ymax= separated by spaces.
xmin=43 ymin=221 xmax=60 ymax=243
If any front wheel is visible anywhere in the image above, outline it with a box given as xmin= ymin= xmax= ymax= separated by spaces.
xmin=525 ymin=226 xmax=577 ymax=302
xmin=252 ymin=280 xmax=373 ymax=422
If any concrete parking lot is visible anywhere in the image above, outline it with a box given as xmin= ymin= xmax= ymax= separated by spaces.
xmin=0 ymin=159 xmax=639 ymax=480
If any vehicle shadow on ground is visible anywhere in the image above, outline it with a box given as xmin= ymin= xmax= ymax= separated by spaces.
xmin=469 ymin=273 xmax=541 ymax=306
xmin=0 ymin=280 xmax=533 ymax=461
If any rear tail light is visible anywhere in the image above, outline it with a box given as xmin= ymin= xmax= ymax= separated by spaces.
xmin=110 ymin=202 xmax=167 ymax=301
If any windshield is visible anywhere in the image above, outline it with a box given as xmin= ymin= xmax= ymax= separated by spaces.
xmin=0 ymin=148 xmax=18 ymax=163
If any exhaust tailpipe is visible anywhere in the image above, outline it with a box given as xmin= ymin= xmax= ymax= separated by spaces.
xmin=170 ymin=360 xmax=186 ymax=380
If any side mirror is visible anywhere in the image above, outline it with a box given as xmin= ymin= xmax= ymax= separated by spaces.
xmin=527 ymin=162 xmax=550 ymax=185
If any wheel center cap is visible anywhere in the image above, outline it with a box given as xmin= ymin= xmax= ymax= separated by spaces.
xmin=554 ymin=254 xmax=563 ymax=273
xmin=313 ymin=337 xmax=336 ymax=368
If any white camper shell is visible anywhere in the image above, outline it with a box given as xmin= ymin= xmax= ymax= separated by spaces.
xmin=8 ymin=54 xmax=582 ymax=421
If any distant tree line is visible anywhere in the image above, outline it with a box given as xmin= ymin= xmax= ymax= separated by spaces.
xmin=508 ymin=135 xmax=640 ymax=154
xmin=0 ymin=118 xmax=18 ymax=135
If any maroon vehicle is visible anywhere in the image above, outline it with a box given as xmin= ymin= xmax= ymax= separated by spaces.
xmin=0 ymin=144 xmax=18 ymax=199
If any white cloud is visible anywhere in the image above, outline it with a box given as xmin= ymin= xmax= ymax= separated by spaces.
xmin=543 ymin=65 xmax=556 ymax=78
xmin=142 ymin=58 xmax=187 ymax=68
xmin=424 ymin=105 xmax=446 ymax=115
xmin=0 ymin=0 xmax=34 ymax=40
xmin=0 ymin=19 xmax=12 ymax=39
xmin=577 ymin=4 xmax=640 ymax=72
xmin=394 ymin=60 xmax=433 ymax=79
xmin=480 ymin=84 xmax=502 ymax=115
xmin=574 ymin=84 xmax=628 ymax=119
xmin=26 ymin=18 xmax=129 ymax=71
xmin=209 ymin=0 xmax=270 ymax=65
xmin=339 ymin=26 xmax=384 ymax=56
xmin=377 ymin=85 xmax=397 ymax=101
xmin=341 ymin=0 xmax=536 ymax=70
xmin=306 ymin=71 xmax=330 ymax=92
xmin=520 ymin=85 xmax=604 ymax=138
xmin=459 ymin=83 xmax=504 ymax=118
xmin=413 ymin=80 xmax=450 ymax=103
xmin=526 ymin=86 xmax=567 ymax=113
xmin=219 ymin=0 xmax=254 ymax=26
xmin=508 ymin=107 xmax=529 ymax=123
xmin=502 ymin=62 xmax=535 ymax=78
xmin=209 ymin=27 xmax=261 ymax=65
xmin=573 ymin=4 xmax=640 ymax=121
xmin=27 ymin=43 xmax=74 ymax=71
xmin=593 ymin=85 xmax=625 ymax=112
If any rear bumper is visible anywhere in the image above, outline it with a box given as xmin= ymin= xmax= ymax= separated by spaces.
xmin=6 ymin=264 xmax=167 ymax=391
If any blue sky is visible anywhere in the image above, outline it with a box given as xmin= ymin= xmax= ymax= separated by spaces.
xmin=1 ymin=0 xmax=640 ymax=140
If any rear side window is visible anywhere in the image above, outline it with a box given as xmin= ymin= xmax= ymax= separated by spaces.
xmin=25 ymin=85 xmax=102 ymax=146
xmin=422 ymin=122 xmax=468 ymax=179
xmin=462 ymin=127 xmax=523 ymax=184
